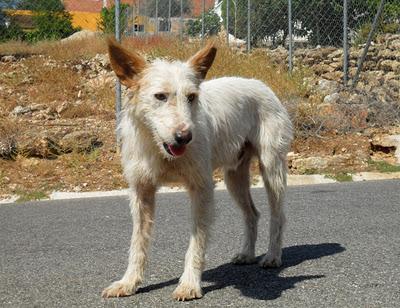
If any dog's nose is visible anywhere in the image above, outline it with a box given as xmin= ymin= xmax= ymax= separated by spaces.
xmin=174 ymin=130 xmax=192 ymax=145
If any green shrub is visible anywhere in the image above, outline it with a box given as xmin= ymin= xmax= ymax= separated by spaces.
xmin=187 ymin=10 xmax=221 ymax=37
xmin=0 ymin=20 xmax=25 ymax=42
xmin=98 ymin=4 xmax=130 ymax=34
xmin=27 ymin=11 xmax=77 ymax=42
xmin=354 ymin=21 xmax=400 ymax=45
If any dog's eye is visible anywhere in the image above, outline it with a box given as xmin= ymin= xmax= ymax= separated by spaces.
xmin=187 ymin=94 xmax=196 ymax=103
xmin=155 ymin=93 xmax=167 ymax=101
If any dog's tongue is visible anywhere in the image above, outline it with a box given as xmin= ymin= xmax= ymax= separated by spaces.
xmin=168 ymin=144 xmax=186 ymax=156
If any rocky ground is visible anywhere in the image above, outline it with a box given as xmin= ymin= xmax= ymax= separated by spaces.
xmin=0 ymin=35 xmax=399 ymax=201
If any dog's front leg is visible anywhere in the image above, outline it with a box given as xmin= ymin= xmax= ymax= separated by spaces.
xmin=102 ymin=184 xmax=156 ymax=298
xmin=173 ymin=183 xmax=214 ymax=301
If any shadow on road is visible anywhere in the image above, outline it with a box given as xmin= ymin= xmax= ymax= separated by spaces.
xmin=138 ymin=243 xmax=345 ymax=300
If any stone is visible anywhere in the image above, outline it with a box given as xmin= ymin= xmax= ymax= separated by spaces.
xmin=323 ymin=93 xmax=340 ymax=104
xmin=1 ymin=55 xmax=17 ymax=63
xmin=380 ymin=60 xmax=400 ymax=73
xmin=11 ymin=106 xmax=32 ymax=116
xmin=0 ymin=136 xmax=17 ymax=159
xmin=317 ymin=79 xmax=339 ymax=95
xmin=371 ymin=135 xmax=400 ymax=164
xmin=17 ymin=132 xmax=60 ymax=158
xmin=58 ymin=131 xmax=102 ymax=153
xmin=61 ymin=30 xmax=99 ymax=43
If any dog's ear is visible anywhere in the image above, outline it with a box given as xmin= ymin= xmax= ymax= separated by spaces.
xmin=107 ymin=37 xmax=146 ymax=88
xmin=188 ymin=42 xmax=217 ymax=80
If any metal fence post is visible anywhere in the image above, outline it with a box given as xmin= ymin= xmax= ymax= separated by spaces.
xmin=343 ymin=0 xmax=348 ymax=86
xmin=247 ymin=0 xmax=251 ymax=52
xmin=180 ymin=0 xmax=183 ymax=41
xmin=115 ymin=0 xmax=121 ymax=147
xmin=226 ymin=0 xmax=230 ymax=46
xmin=352 ymin=0 xmax=386 ymax=87
xmin=168 ymin=0 xmax=172 ymax=32
xmin=201 ymin=0 xmax=205 ymax=43
xmin=155 ymin=0 xmax=159 ymax=34
xmin=288 ymin=0 xmax=293 ymax=73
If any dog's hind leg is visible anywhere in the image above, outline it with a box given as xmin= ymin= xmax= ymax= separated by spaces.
xmin=102 ymin=184 xmax=156 ymax=298
xmin=172 ymin=180 xmax=214 ymax=301
xmin=258 ymin=150 xmax=288 ymax=268
xmin=225 ymin=151 xmax=259 ymax=265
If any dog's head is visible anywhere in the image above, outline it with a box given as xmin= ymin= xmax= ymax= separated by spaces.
xmin=108 ymin=38 xmax=216 ymax=159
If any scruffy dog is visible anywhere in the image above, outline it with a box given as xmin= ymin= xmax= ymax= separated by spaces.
xmin=102 ymin=39 xmax=293 ymax=301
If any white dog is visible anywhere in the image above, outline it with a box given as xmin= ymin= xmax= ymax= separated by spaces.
xmin=102 ymin=39 xmax=293 ymax=301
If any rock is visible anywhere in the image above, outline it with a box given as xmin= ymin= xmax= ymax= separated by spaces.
xmin=58 ymin=131 xmax=102 ymax=153
xmin=314 ymin=64 xmax=335 ymax=75
xmin=61 ymin=30 xmax=99 ymax=43
xmin=11 ymin=106 xmax=32 ymax=116
xmin=291 ymin=156 xmax=329 ymax=172
xmin=323 ymin=92 xmax=340 ymax=104
xmin=292 ymin=154 xmax=368 ymax=173
xmin=0 ymin=136 xmax=17 ymax=159
xmin=371 ymin=135 xmax=400 ymax=164
xmin=1 ymin=55 xmax=17 ymax=63
xmin=317 ymin=79 xmax=339 ymax=95
xmin=380 ymin=60 xmax=400 ymax=72
xmin=17 ymin=132 xmax=60 ymax=158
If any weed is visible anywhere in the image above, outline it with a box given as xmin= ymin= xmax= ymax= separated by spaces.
xmin=302 ymin=168 xmax=319 ymax=175
xmin=16 ymin=190 xmax=49 ymax=203
xmin=368 ymin=159 xmax=400 ymax=173
xmin=325 ymin=172 xmax=353 ymax=182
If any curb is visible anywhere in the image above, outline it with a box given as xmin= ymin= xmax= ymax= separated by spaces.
xmin=1 ymin=172 xmax=399 ymax=204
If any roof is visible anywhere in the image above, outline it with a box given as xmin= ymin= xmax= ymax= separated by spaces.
xmin=63 ymin=0 xmax=134 ymax=13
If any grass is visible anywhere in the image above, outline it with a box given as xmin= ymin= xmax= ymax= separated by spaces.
xmin=368 ymin=159 xmax=400 ymax=173
xmin=16 ymin=190 xmax=49 ymax=203
xmin=325 ymin=172 xmax=353 ymax=182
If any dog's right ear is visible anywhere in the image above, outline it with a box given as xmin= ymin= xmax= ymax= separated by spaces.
xmin=107 ymin=37 xmax=146 ymax=88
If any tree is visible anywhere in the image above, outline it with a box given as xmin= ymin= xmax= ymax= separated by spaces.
xmin=186 ymin=10 xmax=221 ymax=37
xmin=221 ymin=0 xmax=400 ymax=47
xmin=17 ymin=0 xmax=65 ymax=12
xmin=19 ymin=0 xmax=78 ymax=42
xmin=98 ymin=4 xmax=130 ymax=34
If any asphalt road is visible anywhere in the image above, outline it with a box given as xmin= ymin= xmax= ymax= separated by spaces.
xmin=1 ymin=180 xmax=399 ymax=307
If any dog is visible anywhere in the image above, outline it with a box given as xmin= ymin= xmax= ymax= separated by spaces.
xmin=102 ymin=38 xmax=293 ymax=301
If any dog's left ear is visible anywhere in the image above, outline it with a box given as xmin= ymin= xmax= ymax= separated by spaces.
xmin=107 ymin=37 xmax=146 ymax=88
xmin=188 ymin=42 xmax=217 ymax=80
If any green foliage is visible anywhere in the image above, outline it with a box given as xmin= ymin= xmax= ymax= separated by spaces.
xmin=17 ymin=0 xmax=64 ymax=12
xmin=98 ymin=4 xmax=130 ymax=34
xmin=221 ymin=0 xmax=400 ymax=47
xmin=16 ymin=190 xmax=49 ymax=203
xmin=0 ymin=20 xmax=24 ymax=42
xmin=325 ymin=172 xmax=353 ymax=182
xmin=27 ymin=11 xmax=77 ymax=42
xmin=186 ymin=10 xmax=221 ymax=37
xmin=368 ymin=160 xmax=400 ymax=173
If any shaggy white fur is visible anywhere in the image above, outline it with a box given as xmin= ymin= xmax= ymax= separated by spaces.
xmin=102 ymin=39 xmax=293 ymax=301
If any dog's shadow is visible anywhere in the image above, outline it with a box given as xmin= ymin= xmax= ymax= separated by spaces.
xmin=138 ymin=243 xmax=345 ymax=300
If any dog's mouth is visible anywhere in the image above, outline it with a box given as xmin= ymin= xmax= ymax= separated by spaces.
xmin=163 ymin=143 xmax=186 ymax=157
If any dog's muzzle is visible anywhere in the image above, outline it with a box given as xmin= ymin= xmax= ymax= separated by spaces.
xmin=163 ymin=130 xmax=192 ymax=157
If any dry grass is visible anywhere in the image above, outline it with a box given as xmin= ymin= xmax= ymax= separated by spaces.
xmin=0 ymin=37 xmax=107 ymax=61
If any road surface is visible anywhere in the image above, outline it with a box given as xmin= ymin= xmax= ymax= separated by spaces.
xmin=1 ymin=180 xmax=399 ymax=307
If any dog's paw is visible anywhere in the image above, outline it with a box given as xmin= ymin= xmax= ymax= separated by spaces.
xmin=231 ymin=253 xmax=256 ymax=265
xmin=172 ymin=283 xmax=203 ymax=301
xmin=259 ymin=254 xmax=282 ymax=268
xmin=101 ymin=280 xmax=137 ymax=298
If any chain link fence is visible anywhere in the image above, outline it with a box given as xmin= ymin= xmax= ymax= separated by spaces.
xmin=0 ymin=0 xmax=398 ymax=138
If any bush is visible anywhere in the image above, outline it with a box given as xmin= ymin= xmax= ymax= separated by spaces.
xmin=187 ymin=10 xmax=221 ymax=37
xmin=98 ymin=4 xmax=130 ymax=34
xmin=26 ymin=11 xmax=77 ymax=42
xmin=0 ymin=20 xmax=25 ymax=42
